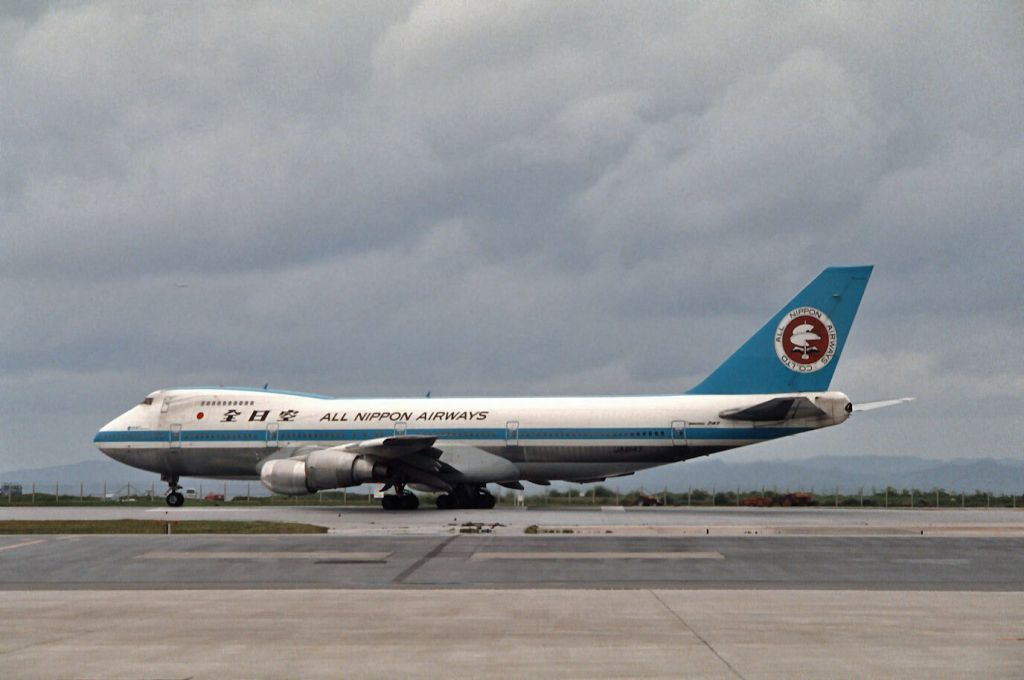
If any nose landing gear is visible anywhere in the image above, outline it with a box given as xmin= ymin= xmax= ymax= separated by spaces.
xmin=162 ymin=474 xmax=185 ymax=507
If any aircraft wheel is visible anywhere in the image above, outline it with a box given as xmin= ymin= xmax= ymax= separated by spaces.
xmin=166 ymin=491 xmax=184 ymax=508
xmin=382 ymin=495 xmax=398 ymax=511
xmin=473 ymin=491 xmax=495 ymax=509
xmin=401 ymin=493 xmax=420 ymax=510
xmin=436 ymin=494 xmax=452 ymax=510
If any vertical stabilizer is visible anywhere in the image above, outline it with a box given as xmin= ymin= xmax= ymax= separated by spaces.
xmin=687 ymin=266 xmax=873 ymax=395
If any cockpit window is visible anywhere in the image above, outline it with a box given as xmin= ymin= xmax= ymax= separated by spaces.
xmin=141 ymin=397 xmax=154 ymax=405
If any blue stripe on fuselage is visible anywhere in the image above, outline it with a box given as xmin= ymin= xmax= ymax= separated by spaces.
xmin=94 ymin=426 xmax=812 ymax=444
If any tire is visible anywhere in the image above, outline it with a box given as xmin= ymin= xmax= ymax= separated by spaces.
xmin=382 ymin=495 xmax=398 ymax=510
xmin=166 ymin=492 xmax=184 ymax=508
xmin=401 ymin=493 xmax=420 ymax=510
xmin=436 ymin=494 xmax=452 ymax=510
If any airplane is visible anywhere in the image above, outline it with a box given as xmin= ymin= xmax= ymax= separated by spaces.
xmin=95 ymin=266 xmax=910 ymax=509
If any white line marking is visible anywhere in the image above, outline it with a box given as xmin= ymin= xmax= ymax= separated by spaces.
xmin=472 ymin=551 xmax=724 ymax=560
xmin=0 ymin=539 xmax=47 ymax=552
xmin=144 ymin=508 xmax=264 ymax=513
xmin=137 ymin=551 xmax=390 ymax=561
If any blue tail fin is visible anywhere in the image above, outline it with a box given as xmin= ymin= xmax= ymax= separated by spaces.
xmin=687 ymin=266 xmax=873 ymax=395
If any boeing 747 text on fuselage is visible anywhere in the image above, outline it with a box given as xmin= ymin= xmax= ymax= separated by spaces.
xmin=95 ymin=266 xmax=909 ymax=509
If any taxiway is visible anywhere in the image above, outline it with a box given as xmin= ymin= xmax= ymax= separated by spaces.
xmin=1 ymin=506 xmax=1022 ymax=678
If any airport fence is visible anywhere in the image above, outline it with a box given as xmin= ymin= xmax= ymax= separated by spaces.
xmin=516 ymin=486 xmax=1024 ymax=509
xmin=0 ymin=482 xmax=1022 ymax=509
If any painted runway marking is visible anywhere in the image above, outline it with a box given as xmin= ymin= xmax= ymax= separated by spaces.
xmin=0 ymin=539 xmax=47 ymax=552
xmin=137 ymin=551 xmax=390 ymax=561
xmin=145 ymin=508 xmax=265 ymax=513
xmin=471 ymin=551 xmax=724 ymax=560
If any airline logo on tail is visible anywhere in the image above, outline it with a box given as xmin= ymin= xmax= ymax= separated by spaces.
xmin=774 ymin=307 xmax=837 ymax=373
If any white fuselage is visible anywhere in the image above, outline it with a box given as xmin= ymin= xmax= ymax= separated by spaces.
xmin=95 ymin=388 xmax=851 ymax=484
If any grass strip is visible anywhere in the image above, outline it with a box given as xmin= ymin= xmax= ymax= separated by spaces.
xmin=0 ymin=520 xmax=328 ymax=534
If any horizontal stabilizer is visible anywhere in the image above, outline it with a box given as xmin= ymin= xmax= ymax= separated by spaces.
xmin=853 ymin=397 xmax=914 ymax=412
xmin=720 ymin=397 xmax=827 ymax=421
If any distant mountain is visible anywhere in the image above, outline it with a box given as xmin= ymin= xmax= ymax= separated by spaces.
xmin=2 ymin=455 xmax=1023 ymax=496
xmin=617 ymin=455 xmax=1024 ymax=494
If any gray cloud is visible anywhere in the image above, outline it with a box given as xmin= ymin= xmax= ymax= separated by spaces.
xmin=2 ymin=1 xmax=1022 ymax=471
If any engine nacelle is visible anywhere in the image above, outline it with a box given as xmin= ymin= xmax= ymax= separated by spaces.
xmin=259 ymin=450 xmax=390 ymax=496
xmin=306 ymin=449 xmax=389 ymax=490
xmin=260 ymin=458 xmax=311 ymax=495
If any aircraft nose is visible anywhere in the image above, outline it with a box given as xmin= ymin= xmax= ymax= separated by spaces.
xmin=95 ymin=423 xmax=113 ymax=453
xmin=94 ymin=413 xmax=128 ymax=458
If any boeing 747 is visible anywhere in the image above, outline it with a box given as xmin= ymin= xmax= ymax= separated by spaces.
xmin=95 ymin=266 xmax=909 ymax=509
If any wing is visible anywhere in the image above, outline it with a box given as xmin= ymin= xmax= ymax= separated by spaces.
xmin=269 ymin=435 xmax=520 ymax=494
xmin=341 ymin=435 xmax=452 ymax=490
xmin=346 ymin=434 xmax=439 ymax=460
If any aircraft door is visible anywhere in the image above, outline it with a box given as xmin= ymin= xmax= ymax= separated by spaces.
xmin=266 ymin=423 xmax=279 ymax=448
xmin=158 ymin=396 xmax=175 ymax=429
xmin=671 ymin=420 xmax=687 ymax=447
xmin=169 ymin=423 xmax=182 ymax=450
xmin=506 ymin=421 xmax=520 ymax=447
xmin=394 ymin=421 xmax=407 ymax=436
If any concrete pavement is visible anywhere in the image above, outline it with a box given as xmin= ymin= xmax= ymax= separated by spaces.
xmin=0 ymin=589 xmax=1020 ymax=679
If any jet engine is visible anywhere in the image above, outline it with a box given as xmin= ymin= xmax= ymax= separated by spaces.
xmin=260 ymin=449 xmax=390 ymax=495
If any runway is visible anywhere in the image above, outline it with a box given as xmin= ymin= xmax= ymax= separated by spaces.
xmin=1 ymin=532 xmax=1022 ymax=590
xmin=2 ymin=506 xmax=1023 ymax=678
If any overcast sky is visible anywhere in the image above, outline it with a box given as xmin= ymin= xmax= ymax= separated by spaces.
xmin=2 ymin=1 xmax=1022 ymax=473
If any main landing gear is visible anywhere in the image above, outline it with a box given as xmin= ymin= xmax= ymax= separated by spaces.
xmin=381 ymin=492 xmax=420 ymax=511
xmin=380 ymin=481 xmax=420 ymax=511
xmin=435 ymin=485 xmax=496 ymax=510
xmin=162 ymin=474 xmax=184 ymax=508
